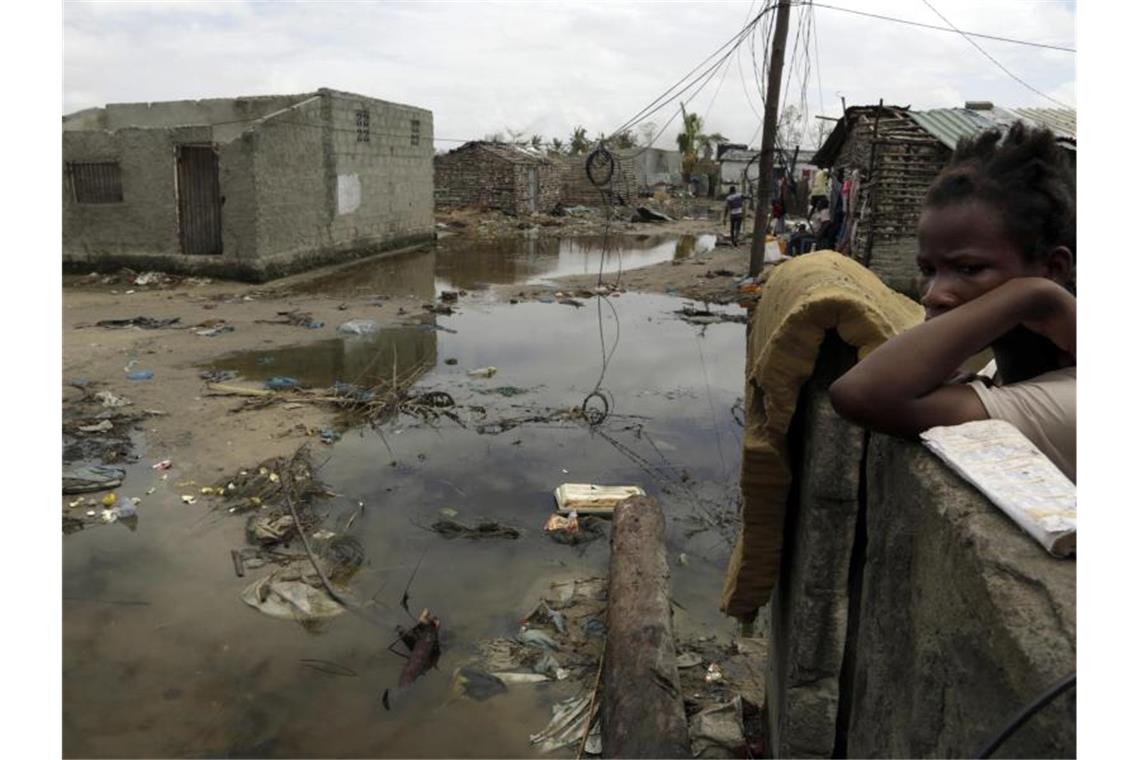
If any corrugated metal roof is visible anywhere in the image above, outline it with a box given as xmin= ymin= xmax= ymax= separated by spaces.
xmin=909 ymin=106 xmax=1076 ymax=150
xmin=908 ymin=108 xmax=998 ymax=150
xmin=1009 ymin=107 xmax=1076 ymax=141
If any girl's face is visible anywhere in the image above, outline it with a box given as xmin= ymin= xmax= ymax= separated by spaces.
xmin=915 ymin=199 xmax=1044 ymax=321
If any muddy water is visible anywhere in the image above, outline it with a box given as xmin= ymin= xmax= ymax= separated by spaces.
xmin=63 ymin=238 xmax=745 ymax=758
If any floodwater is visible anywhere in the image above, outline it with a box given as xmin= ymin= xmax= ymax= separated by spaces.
xmin=63 ymin=235 xmax=745 ymax=758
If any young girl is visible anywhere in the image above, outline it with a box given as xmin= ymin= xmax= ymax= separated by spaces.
xmin=828 ymin=122 xmax=1076 ymax=482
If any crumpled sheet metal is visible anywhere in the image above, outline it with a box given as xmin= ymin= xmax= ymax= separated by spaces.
xmin=720 ymin=252 xmax=922 ymax=617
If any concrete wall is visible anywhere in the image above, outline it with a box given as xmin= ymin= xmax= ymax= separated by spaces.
xmin=64 ymin=94 xmax=312 ymax=144
xmin=63 ymin=90 xmax=434 ymax=280
xmin=62 ymin=125 xmax=212 ymax=260
xmin=765 ymin=333 xmax=1075 ymax=758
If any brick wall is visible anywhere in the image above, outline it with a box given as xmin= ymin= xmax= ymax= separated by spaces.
xmin=434 ymin=146 xmax=519 ymax=211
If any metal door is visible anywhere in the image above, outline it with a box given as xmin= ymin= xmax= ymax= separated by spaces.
xmin=527 ymin=168 xmax=538 ymax=213
xmin=177 ymin=145 xmax=223 ymax=255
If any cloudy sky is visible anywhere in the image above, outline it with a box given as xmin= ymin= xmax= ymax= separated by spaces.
xmin=63 ymin=0 xmax=1075 ymax=150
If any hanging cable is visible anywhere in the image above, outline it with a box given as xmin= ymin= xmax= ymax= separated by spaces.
xmin=975 ymin=673 xmax=1076 ymax=759
xmin=919 ymin=0 xmax=1073 ymax=109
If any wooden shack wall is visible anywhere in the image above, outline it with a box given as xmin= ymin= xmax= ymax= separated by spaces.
xmin=833 ymin=112 xmax=949 ymax=298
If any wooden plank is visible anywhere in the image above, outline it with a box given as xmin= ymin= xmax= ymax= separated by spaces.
xmin=602 ymin=495 xmax=690 ymax=758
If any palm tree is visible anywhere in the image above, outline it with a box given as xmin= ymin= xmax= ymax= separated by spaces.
xmin=568 ymin=126 xmax=590 ymax=156
xmin=676 ymin=105 xmax=727 ymax=184
xmin=549 ymin=137 xmax=565 ymax=156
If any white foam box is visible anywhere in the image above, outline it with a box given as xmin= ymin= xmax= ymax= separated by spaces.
xmin=553 ymin=484 xmax=646 ymax=515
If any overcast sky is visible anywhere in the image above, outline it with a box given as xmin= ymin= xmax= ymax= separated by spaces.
xmin=63 ymin=0 xmax=1075 ymax=151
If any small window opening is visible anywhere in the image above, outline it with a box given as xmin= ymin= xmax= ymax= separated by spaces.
xmin=356 ymin=110 xmax=370 ymax=143
xmin=70 ymin=161 xmax=124 ymax=204
xmin=411 ymin=119 xmax=421 ymax=146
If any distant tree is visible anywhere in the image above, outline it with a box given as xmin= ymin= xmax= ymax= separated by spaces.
xmin=568 ymin=126 xmax=590 ymax=156
xmin=506 ymin=127 xmax=527 ymax=145
xmin=777 ymin=105 xmax=806 ymax=151
xmin=484 ymin=131 xmax=506 ymax=143
xmin=549 ymin=137 xmax=565 ymax=156
xmin=530 ymin=134 xmax=543 ymax=150
xmin=811 ymin=118 xmax=831 ymax=150
xmin=611 ymin=129 xmax=638 ymax=149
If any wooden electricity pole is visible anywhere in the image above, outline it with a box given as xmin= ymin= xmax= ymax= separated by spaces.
xmin=748 ymin=0 xmax=793 ymax=277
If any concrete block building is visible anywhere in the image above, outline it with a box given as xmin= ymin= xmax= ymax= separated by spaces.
xmin=62 ymin=88 xmax=434 ymax=281
xmin=434 ymin=141 xmax=561 ymax=214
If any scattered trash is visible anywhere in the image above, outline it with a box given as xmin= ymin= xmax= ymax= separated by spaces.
xmin=94 ymin=390 xmax=131 ymax=407
xmin=63 ymin=465 xmax=126 ymax=494
xmin=194 ymin=322 xmax=235 ymax=337
xmin=240 ymin=564 xmax=347 ymax=621
xmin=676 ymin=651 xmax=703 ymax=669
xmin=582 ymin=616 xmax=606 ymax=637
xmin=101 ymin=492 xmax=118 ymax=507
xmin=493 ymin=671 xmax=550 ymax=684
xmin=199 ymin=369 xmax=239 ymax=383
xmin=553 ymin=483 xmax=645 ymax=515
xmin=518 ymin=627 xmax=560 ymax=651
xmin=705 ymin=663 xmax=724 ymax=683
xmin=467 ymin=366 xmax=498 ymax=379
xmin=319 ymin=428 xmax=340 ymax=445
xmin=337 ymin=318 xmax=379 ymax=335
xmin=474 ymin=385 xmax=529 ymax=397
xmin=689 ymin=697 xmax=745 ymax=758
xmin=430 ymin=518 xmax=522 ymax=540
xmin=444 ymin=358 xmax=458 ymax=365
xmin=77 ymin=420 xmax=114 ymax=433
xmin=440 ymin=290 xmax=460 ymax=302
xmin=181 ymin=495 xmax=197 ymax=505
xmin=331 ymin=381 xmax=375 ymax=403
xmin=264 ymin=377 xmax=300 ymax=391
xmin=257 ymin=310 xmax=323 ymax=329
xmin=542 ymin=512 xmax=606 ymax=545
xmin=95 ymin=316 xmax=181 ymax=330
xmin=529 ymin=692 xmax=601 ymax=755
xmin=248 ymin=514 xmax=297 ymax=545
xmin=450 ymin=667 xmax=508 ymax=702
xmin=112 ymin=502 xmax=137 ymax=521
xmin=383 ymin=609 xmax=442 ymax=710
xmin=152 ymin=459 xmax=172 ymax=470
xmin=633 ymin=205 xmax=674 ymax=223
xmin=133 ymin=271 xmax=175 ymax=287
xmin=439 ymin=507 xmax=459 ymax=519
xmin=127 ymin=370 xmax=154 ymax=381
xmin=677 ymin=304 xmax=749 ymax=325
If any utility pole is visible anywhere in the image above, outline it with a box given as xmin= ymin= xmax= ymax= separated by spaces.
xmin=748 ymin=0 xmax=793 ymax=276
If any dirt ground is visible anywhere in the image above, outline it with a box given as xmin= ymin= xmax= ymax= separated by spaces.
xmin=62 ymin=208 xmax=768 ymax=505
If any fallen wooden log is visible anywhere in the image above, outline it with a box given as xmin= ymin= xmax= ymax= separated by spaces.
xmin=601 ymin=495 xmax=691 ymax=758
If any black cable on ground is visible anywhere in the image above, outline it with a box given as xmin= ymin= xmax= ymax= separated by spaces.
xmin=975 ymin=673 xmax=1076 ymax=759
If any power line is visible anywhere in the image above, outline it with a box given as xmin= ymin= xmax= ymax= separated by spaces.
xmin=919 ymin=0 xmax=1073 ymax=109
xmin=806 ymin=1 xmax=1075 ymax=52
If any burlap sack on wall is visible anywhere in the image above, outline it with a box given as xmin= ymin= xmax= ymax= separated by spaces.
xmin=720 ymin=251 xmax=923 ymax=618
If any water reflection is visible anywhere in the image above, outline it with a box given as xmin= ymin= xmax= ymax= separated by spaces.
xmin=286 ymin=248 xmax=436 ymax=301
xmin=435 ymin=233 xmax=716 ymax=291
xmin=205 ymin=323 xmax=438 ymax=389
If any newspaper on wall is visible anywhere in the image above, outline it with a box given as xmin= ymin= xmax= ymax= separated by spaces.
xmin=920 ymin=419 xmax=1075 ymax=558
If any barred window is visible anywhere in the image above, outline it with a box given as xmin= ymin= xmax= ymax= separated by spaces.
xmin=411 ymin=119 xmax=421 ymax=146
xmin=70 ymin=161 xmax=123 ymax=204
xmin=356 ymin=110 xmax=370 ymax=143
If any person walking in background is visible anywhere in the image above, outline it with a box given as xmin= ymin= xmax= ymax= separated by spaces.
xmin=723 ymin=185 xmax=746 ymax=246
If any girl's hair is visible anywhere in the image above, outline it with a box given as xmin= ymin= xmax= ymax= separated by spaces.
xmin=925 ymin=121 xmax=1076 ymax=265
